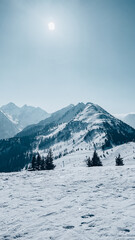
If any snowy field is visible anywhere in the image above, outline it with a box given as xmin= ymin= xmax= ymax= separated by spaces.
xmin=1 ymin=143 xmax=135 ymax=240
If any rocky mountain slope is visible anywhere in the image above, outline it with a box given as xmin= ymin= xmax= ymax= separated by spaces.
xmin=17 ymin=102 xmax=135 ymax=152
xmin=1 ymin=102 xmax=50 ymax=130
xmin=0 ymin=103 xmax=50 ymax=139
xmin=0 ymin=102 xmax=135 ymax=172
xmin=0 ymin=111 xmax=19 ymax=139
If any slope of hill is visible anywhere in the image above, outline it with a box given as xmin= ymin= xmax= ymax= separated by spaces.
xmin=0 ymin=102 xmax=50 ymax=130
xmin=1 ymin=142 xmax=135 ymax=239
xmin=0 ymin=102 xmax=135 ymax=172
xmin=23 ymin=102 xmax=135 ymax=155
xmin=0 ymin=111 xmax=19 ymax=139
xmin=16 ymin=103 xmax=82 ymax=137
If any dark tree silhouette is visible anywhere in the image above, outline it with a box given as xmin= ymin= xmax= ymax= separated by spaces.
xmin=92 ymin=150 xmax=102 ymax=166
xmin=41 ymin=156 xmax=45 ymax=170
xmin=31 ymin=155 xmax=37 ymax=170
xmin=30 ymin=150 xmax=55 ymax=171
xmin=86 ymin=157 xmax=93 ymax=167
xmin=45 ymin=149 xmax=55 ymax=170
xmin=36 ymin=153 xmax=42 ymax=170
xmin=115 ymin=154 xmax=124 ymax=166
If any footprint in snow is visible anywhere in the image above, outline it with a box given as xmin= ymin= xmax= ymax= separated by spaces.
xmin=63 ymin=226 xmax=75 ymax=229
xmin=118 ymin=227 xmax=130 ymax=232
xmin=42 ymin=212 xmax=56 ymax=217
xmin=3 ymin=235 xmax=10 ymax=240
xmin=96 ymin=183 xmax=104 ymax=188
xmin=81 ymin=214 xmax=94 ymax=218
xmin=13 ymin=234 xmax=22 ymax=239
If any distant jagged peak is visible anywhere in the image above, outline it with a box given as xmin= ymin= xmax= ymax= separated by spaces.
xmin=6 ymin=102 xmax=18 ymax=106
xmin=1 ymin=102 xmax=20 ymax=110
xmin=21 ymin=104 xmax=39 ymax=109
xmin=50 ymin=104 xmax=74 ymax=120
xmin=21 ymin=104 xmax=29 ymax=109
xmin=1 ymin=102 xmax=49 ymax=114
xmin=68 ymin=103 xmax=74 ymax=108
xmin=21 ymin=104 xmax=48 ymax=113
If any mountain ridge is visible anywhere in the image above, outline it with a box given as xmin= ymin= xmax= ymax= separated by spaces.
xmin=0 ymin=102 xmax=135 ymax=172
xmin=0 ymin=110 xmax=19 ymax=139
xmin=0 ymin=102 xmax=50 ymax=139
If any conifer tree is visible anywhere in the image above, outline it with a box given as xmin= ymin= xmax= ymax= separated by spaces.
xmin=31 ymin=155 xmax=37 ymax=170
xmin=36 ymin=153 xmax=42 ymax=170
xmin=45 ymin=149 xmax=55 ymax=170
xmin=86 ymin=157 xmax=93 ymax=167
xmin=41 ymin=156 xmax=45 ymax=170
xmin=92 ymin=150 xmax=102 ymax=166
xmin=115 ymin=154 xmax=124 ymax=166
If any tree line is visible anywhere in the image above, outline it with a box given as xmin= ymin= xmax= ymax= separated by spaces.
xmin=30 ymin=149 xmax=55 ymax=171
xmin=29 ymin=148 xmax=124 ymax=171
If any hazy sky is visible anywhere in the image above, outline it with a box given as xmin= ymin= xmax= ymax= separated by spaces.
xmin=0 ymin=0 xmax=135 ymax=114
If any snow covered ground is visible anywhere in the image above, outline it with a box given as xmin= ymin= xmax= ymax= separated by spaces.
xmin=1 ymin=142 xmax=135 ymax=240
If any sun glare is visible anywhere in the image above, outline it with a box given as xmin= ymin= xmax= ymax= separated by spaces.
xmin=48 ymin=22 xmax=55 ymax=31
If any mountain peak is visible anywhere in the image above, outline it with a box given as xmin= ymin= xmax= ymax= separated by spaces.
xmin=1 ymin=102 xmax=135 ymax=172
xmin=0 ymin=103 xmax=50 ymax=137
xmin=2 ymin=102 xmax=19 ymax=109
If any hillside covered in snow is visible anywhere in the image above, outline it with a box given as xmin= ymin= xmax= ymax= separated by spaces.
xmin=1 ymin=142 xmax=135 ymax=240
xmin=0 ymin=111 xmax=19 ymax=139
xmin=0 ymin=103 xmax=50 ymax=139
xmin=0 ymin=102 xmax=135 ymax=172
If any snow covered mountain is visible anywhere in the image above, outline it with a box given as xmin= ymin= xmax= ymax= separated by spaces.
xmin=16 ymin=103 xmax=81 ymax=137
xmin=0 ymin=102 xmax=50 ymax=132
xmin=0 ymin=111 xmax=19 ymax=139
xmin=0 ymin=102 xmax=135 ymax=172
xmin=17 ymin=102 xmax=135 ymax=152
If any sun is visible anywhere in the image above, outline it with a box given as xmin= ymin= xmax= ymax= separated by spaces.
xmin=48 ymin=22 xmax=55 ymax=31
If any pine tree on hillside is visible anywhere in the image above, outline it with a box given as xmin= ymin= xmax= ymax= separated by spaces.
xmin=115 ymin=154 xmax=124 ymax=166
xmin=36 ymin=153 xmax=42 ymax=170
xmin=86 ymin=157 xmax=93 ymax=167
xmin=41 ymin=156 xmax=45 ymax=170
xmin=30 ymin=150 xmax=56 ymax=171
xmin=92 ymin=150 xmax=102 ymax=166
xmin=31 ymin=155 xmax=37 ymax=170
xmin=45 ymin=149 xmax=55 ymax=170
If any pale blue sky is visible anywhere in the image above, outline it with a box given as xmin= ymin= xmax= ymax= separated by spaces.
xmin=0 ymin=0 xmax=135 ymax=114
